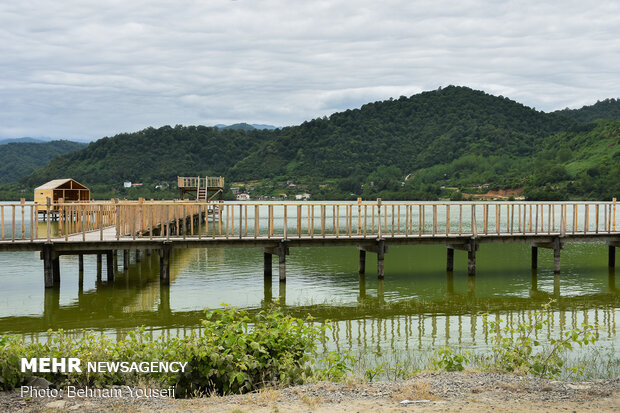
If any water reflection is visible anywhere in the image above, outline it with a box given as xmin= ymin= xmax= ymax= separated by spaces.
xmin=0 ymin=242 xmax=617 ymax=359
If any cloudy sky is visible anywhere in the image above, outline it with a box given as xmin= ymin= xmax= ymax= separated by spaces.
xmin=1 ymin=0 xmax=619 ymax=140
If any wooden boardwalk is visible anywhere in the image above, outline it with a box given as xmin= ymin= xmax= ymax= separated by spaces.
xmin=0 ymin=199 xmax=618 ymax=288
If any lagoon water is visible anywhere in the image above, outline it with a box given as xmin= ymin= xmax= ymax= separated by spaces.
xmin=0 ymin=201 xmax=618 ymax=377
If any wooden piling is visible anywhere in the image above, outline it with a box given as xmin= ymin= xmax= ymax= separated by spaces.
xmin=264 ymin=252 xmax=272 ymax=277
xmin=123 ymin=249 xmax=130 ymax=270
xmin=553 ymin=238 xmax=561 ymax=273
xmin=42 ymin=244 xmax=54 ymax=288
xmin=610 ymin=245 xmax=616 ymax=268
xmin=359 ymin=249 xmax=366 ymax=275
xmin=159 ymin=243 xmax=171 ymax=285
xmin=377 ymin=239 xmax=385 ymax=279
xmin=467 ymin=240 xmax=476 ymax=276
xmin=446 ymin=247 xmax=454 ymax=272
xmin=78 ymin=254 xmax=84 ymax=273
xmin=531 ymin=246 xmax=538 ymax=269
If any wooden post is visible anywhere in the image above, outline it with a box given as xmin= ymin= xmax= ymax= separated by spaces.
xmin=377 ymin=239 xmax=385 ymax=279
xmin=377 ymin=198 xmax=382 ymax=239
xmin=78 ymin=254 xmax=84 ymax=273
xmin=106 ymin=252 xmax=114 ymax=282
xmin=468 ymin=239 xmax=476 ymax=276
xmin=446 ymin=247 xmax=454 ymax=272
xmin=359 ymin=249 xmax=366 ymax=275
xmin=123 ymin=249 xmax=130 ymax=270
xmin=553 ymin=238 xmax=561 ymax=274
xmin=20 ymin=198 xmax=25 ymax=239
xmin=160 ymin=243 xmax=171 ymax=285
xmin=531 ymin=246 xmax=538 ymax=269
xmin=136 ymin=249 xmax=142 ymax=262
xmin=279 ymin=252 xmax=286 ymax=282
xmin=264 ymin=251 xmax=272 ymax=277
xmin=613 ymin=198 xmax=617 ymax=232
xmin=610 ymin=245 xmax=616 ymax=268
xmin=46 ymin=197 xmax=51 ymax=242
xmin=42 ymin=243 xmax=54 ymax=288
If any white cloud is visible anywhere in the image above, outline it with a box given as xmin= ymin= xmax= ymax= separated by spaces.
xmin=1 ymin=0 xmax=619 ymax=139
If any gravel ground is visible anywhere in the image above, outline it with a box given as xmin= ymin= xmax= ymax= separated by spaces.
xmin=2 ymin=372 xmax=618 ymax=412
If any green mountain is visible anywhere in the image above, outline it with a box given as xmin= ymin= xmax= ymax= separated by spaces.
xmin=0 ymin=140 xmax=86 ymax=185
xmin=228 ymin=86 xmax=574 ymax=181
xmin=555 ymin=98 xmax=620 ymax=123
xmin=6 ymin=86 xmax=620 ymax=201
xmin=20 ymin=125 xmax=273 ymax=186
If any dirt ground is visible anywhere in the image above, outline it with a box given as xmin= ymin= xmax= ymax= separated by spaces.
xmin=2 ymin=372 xmax=618 ymax=412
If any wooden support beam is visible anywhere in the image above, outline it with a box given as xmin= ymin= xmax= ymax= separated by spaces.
xmin=467 ymin=239 xmax=476 ymax=276
xmin=135 ymin=249 xmax=141 ymax=262
xmin=106 ymin=251 xmax=114 ymax=282
xmin=377 ymin=239 xmax=385 ymax=279
xmin=446 ymin=247 xmax=454 ymax=272
xmin=531 ymin=246 xmax=538 ymax=269
xmin=159 ymin=243 xmax=171 ymax=285
xmin=553 ymin=238 xmax=561 ymax=274
xmin=264 ymin=252 xmax=272 ymax=277
xmin=123 ymin=249 xmax=130 ymax=270
xmin=279 ymin=252 xmax=286 ymax=282
xmin=359 ymin=249 xmax=366 ymax=275
xmin=78 ymin=254 xmax=84 ymax=273
xmin=41 ymin=244 xmax=54 ymax=288
xmin=609 ymin=245 xmax=615 ymax=268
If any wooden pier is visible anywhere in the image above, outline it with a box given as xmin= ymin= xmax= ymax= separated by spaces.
xmin=0 ymin=198 xmax=618 ymax=289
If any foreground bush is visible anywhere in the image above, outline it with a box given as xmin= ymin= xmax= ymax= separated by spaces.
xmin=0 ymin=307 xmax=326 ymax=396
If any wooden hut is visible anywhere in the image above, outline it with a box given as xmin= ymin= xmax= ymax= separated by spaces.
xmin=34 ymin=179 xmax=90 ymax=206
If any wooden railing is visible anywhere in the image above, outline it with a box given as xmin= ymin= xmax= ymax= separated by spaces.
xmin=0 ymin=199 xmax=617 ymax=243
xmin=111 ymin=199 xmax=620 ymax=240
xmin=177 ymin=176 xmax=225 ymax=189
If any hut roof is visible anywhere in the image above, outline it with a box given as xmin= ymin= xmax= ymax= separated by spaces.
xmin=35 ymin=179 xmax=88 ymax=190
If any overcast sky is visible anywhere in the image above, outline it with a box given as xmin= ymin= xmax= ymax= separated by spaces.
xmin=1 ymin=0 xmax=619 ymax=140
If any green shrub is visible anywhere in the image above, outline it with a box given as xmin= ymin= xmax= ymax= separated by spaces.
xmin=0 ymin=307 xmax=336 ymax=396
xmin=483 ymin=301 xmax=598 ymax=378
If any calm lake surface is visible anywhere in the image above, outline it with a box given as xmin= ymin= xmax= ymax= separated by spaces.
xmin=0 ymin=201 xmax=618 ymax=376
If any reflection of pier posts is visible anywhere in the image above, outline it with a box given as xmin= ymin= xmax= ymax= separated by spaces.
xmin=553 ymin=274 xmax=561 ymax=297
xmin=43 ymin=287 xmax=60 ymax=326
xmin=278 ymin=281 xmax=286 ymax=306
xmin=263 ymin=272 xmax=272 ymax=304
xmin=553 ymin=238 xmax=561 ymax=273
xmin=609 ymin=245 xmax=616 ymax=268
xmin=608 ymin=268 xmax=616 ymax=293
xmin=159 ymin=284 xmax=171 ymax=315
xmin=446 ymin=271 xmax=454 ymax=296
xmin=377 ymin=278 xmax=385 ymax=303
xmin=467 ymin=275 xmax=476 ymax=298
xmin=359 ymin=274 xmax=366 ymax=300
xmin=530 ymin=269 xmax=538 ymax=295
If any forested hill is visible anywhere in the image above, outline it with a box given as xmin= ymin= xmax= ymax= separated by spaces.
xmin=228 ymin=86 xmax=574 ymax=181
xmin=21 ymin=126 xmax=273 ymax=186
xmin=555 ymin=98 xmax=620 ymax=123
xmin=9 ymin=86 xmax=620 ymax=201
xmin=0 ymin=140 xmax=86 ymax=185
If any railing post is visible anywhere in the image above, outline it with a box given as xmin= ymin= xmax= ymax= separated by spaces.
xmin=613 ymin=198 xmax=617 ymax=232
xmin=46 ymin=197 xmax=51 ymax=242
xmin=377 ymin=198 xmax=382 ymax=238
